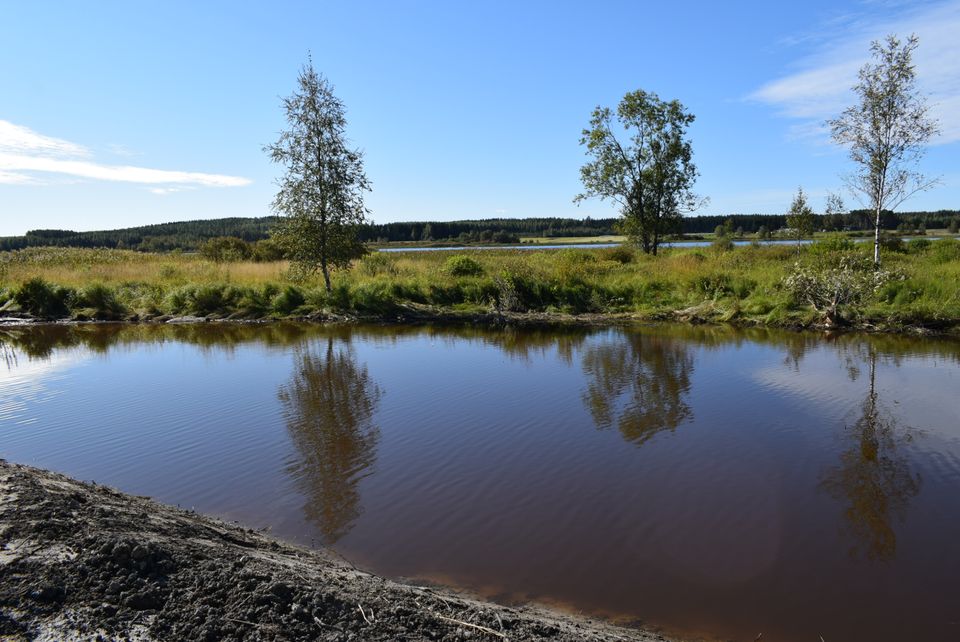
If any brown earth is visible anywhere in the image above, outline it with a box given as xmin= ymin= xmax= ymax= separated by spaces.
xmin=0 ymin=461 xmax=675 ymax=642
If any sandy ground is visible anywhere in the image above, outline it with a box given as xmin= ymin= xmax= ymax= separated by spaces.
xmin=0 ymin=460 xmax=675 ymax=642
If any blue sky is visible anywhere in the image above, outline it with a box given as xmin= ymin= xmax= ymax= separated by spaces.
xmin=1 ymin=0 xmax=959 ymax=236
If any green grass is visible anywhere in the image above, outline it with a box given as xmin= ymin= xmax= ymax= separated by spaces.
xmin=2 ymin=241 xmax=959 ymax=331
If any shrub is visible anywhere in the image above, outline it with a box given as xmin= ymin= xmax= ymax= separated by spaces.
xmin=879 ymin=234 xmax=906 ymax=253
xmin=357 ymin=252 xmax=398 ymax=277
xmin=784 ymin=254 xmax=902 ymax=325
xmin=809 ymin=235 xmax=855 ymax=256
xmin=199 ymin=236 xmax=253 ymax=262
xmin=598 ymin=245 xmax=635 ymax=264
xmin=711 ymin=236 xmax=734 ymax=252
xmin=444 ymin=255 xmax=484 ymax=277
xmin=72 ymin=283 xmax=126 ymax=319
xmin=878 ymin=279 xmax=922 ymax=305
xmin=906 ymin=238 xmax=931 ymax=254
xmin=251 ymin=238 xmax=285 ymax=262
xmin=14 ymin=278 xmax=72 ymax=318
xmin=272 ymin=285 xmax=306 ymax=315
xmin=689 ymin=272 xmax=733 ymax=297
xmin=930 ymin=238 xmax=960 ymax=264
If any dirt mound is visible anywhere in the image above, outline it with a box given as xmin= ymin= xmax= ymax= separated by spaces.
xmin=0 ymin=461 xmax=670 ymax=641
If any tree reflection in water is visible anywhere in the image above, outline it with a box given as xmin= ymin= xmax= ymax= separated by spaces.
xmin=278 ymin=336 xmax=382 ymax=544
xmin=581 ymin=333 xmax=694 ymax=445
xmin=820 ymin=350 xmax=921 ymax=561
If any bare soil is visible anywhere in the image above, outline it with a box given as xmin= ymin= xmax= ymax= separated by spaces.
xmin=0 ymin=461 xmax=673 ymax=642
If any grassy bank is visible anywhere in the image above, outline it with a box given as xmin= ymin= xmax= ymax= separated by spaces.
xmin=2 ymin=240 xmax=959 ymax=332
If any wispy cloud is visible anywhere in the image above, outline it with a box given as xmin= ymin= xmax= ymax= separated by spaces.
xmin=106 ymin=143 xmax=141 ymax=158
xmin=750 ymin=1 xmax=960 ymax=144
xmin=0 ymin=170 xmax=37 ymax=185
xmin=0 ymin=120 xmax=90 ymax=158
xmin=0 ymin=120 xmax=251 ymax=189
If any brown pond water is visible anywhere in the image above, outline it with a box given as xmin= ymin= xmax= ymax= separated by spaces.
xmin=1 ymin=322 xmax=959 ymax=641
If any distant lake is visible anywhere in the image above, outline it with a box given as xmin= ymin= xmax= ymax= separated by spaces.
xmin=2 ymin=323 xmax=959 ymax=642
xmin=378 ymin=237 xmax=937 ymax=252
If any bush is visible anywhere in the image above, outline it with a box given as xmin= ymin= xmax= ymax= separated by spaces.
xmin=444 ymin=255 xmax=484 ymax=277
xmin=809 ymin=235 xmax=855 ymax=256
xmin=199 ymin=236 xmax=253 ymax=262
xmin=711 ymin=236 xmax=734 ymax=252
xmin=930 ymin=238 xmax=960 ymax=264
xmin=272 ymin=285 xmax=306 ymax=315
xmin=598 ymin=245 xmax=635 ymax=264
xmin=784 ymin=254 xmax=902 ymax=325
xmin=14 ymin=277 xmax=73 ymax=318
xmin=72 ymin=283 xmax=126 ymax=319
xmin=358 ymin=252 xmax=398 ymax=277
xmin=251 ymin=238 xmax=285 ymax=262
xmin=689 ymin=272 xmax=733 ymax=297
xmin=906 ymin=238 xmax=932 ymax=254
xmin=879 ymin=234 xmax=906 ymax=253
xmin=166 ymin=283 xmax=242 ymax=316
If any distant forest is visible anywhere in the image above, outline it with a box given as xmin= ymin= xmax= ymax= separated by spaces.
xmin=2 ymin=210 xmax=958 ymax=252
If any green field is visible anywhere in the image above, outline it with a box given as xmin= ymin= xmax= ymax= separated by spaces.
xmin=2 ymin=239 xmax=959 ymax=332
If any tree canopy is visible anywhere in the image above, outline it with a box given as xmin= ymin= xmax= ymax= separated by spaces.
xmin=828 ymin=34 xmax=939 ymax=266
xmin=266 ymin=58 xmax=370 ymax=289
xmin=576 ymin=90 xmax=704 ymax=255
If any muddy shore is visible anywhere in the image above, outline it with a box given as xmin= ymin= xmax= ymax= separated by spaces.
xmin=0 ymin=461 xmax=673 ymax=641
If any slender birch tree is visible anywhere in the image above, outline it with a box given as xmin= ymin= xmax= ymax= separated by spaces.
xmin=828 ymin=34 xmax=939 ymax=266
xmin=266 ymin=58 xmax=370 ymax=290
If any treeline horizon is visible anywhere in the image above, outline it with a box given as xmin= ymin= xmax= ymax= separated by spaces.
xmin=2 ymin=210 xmax=958 ymax=252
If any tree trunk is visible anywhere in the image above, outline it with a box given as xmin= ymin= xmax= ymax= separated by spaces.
xmin=321 ymin=257 xmax=331 ymax=292
xmin=874 ymin=206 xmax=882 ymax=267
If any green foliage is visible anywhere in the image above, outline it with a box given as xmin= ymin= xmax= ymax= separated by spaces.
xmin=809 ymin=235 xmax=855 ymax=256
xmin=166 ymin=284 xmax=244 ymax=316
xmin=266 ymin=59 xmax=370 ymax=290
xmin=72 ymin=283 xmax=126 ymax=319
xmin=199 ymin=236 xmax=253 ymax=262
xmin=906 ymin=238 xmax=932 ymax=254
xmin=251 ymin=238 xmax=285 ymax=262
xmin=711 ymin=236 xmax=734 ymax=252
xmin=948 ymin=218 xmax=959 ymax=234
xmin=443 ymin=255 xmax=485 ymax=277
xmin=828 ymin=34 xmax=939 ymax=266
xmin=14 ymin=278 xmax=73 ymax=318
xmin=358 ymin=252 xmax=399 ymax=277
xmin=576 ymin=89 xmax=702 ymax=255
xmin=784 ymin=253 xmax=902 ymax=324
xmin=879 ymin=234 xmax=906 ymax=253
xmin=930 ymin=238 xmax=960 ymax=264
xmin=689 ymin=272 xmax=733 ymax=297
xmin=598 ymin=245 xmax=635 ymax=264
xmin=5 ymin=243 xmax=960 ymax=329
xmin=785 ymin=187 xmax=816 ymax=252
xmin=272 ymin=285 xmax=306 ymax=315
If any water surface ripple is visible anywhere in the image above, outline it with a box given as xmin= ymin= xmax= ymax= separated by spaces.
xmin=2 ymin=322 xmax=959 ymax=642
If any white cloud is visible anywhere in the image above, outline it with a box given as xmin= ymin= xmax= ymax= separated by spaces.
xmin=106 ymin=143 xmax=140 ymax=158
xmin=148 ymin=186 xmax=194 ymax=195
xmin=0 ymin=120 xmax=89 ymax=158
xmin=0 ymin=119 xmax=251 ymax=188
xmin=750 ymin=1 xmax=960 ymax=144
xmin=0 ymin=170 xmax=35 ymax=185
